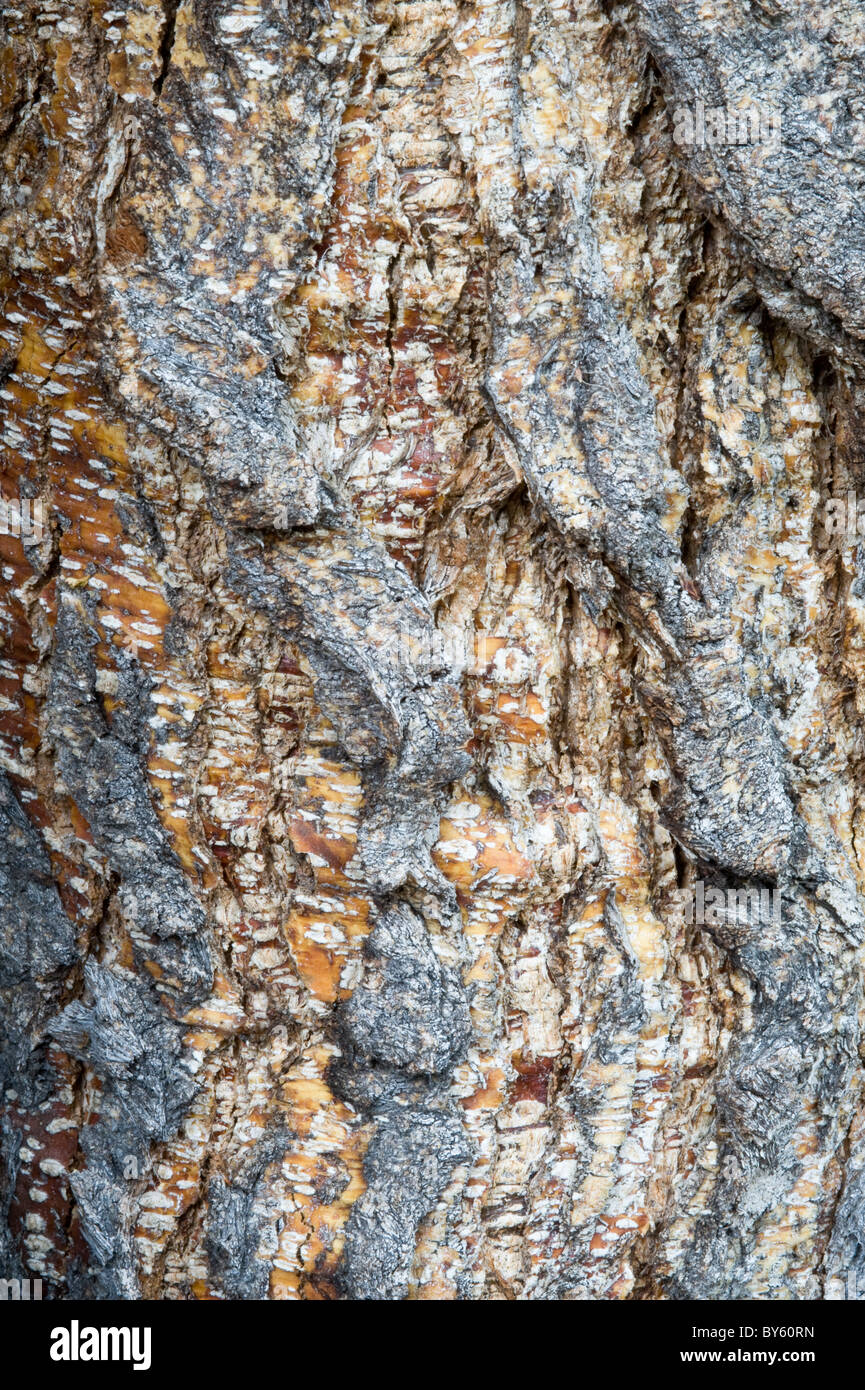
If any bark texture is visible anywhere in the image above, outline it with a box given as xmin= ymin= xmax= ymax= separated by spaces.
xmin=2 ymin=0 xmax=865 ymax=1300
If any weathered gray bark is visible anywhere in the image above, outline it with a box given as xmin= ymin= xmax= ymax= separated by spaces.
xmin=2 ymin=0 xmax=865 ymax=1300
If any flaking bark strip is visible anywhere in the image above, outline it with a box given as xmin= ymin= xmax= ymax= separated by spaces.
xmin=46 ymin=595 xmax=211 ymax=1006
xmin=331 ymin=901 xmax=473 ymax=1299
xmin=49 ymin=960 xmax=200 ymax=1298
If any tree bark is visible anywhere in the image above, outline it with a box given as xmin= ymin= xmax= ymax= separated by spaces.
xmin=2 ymin=0 xmax=865 ymax=1300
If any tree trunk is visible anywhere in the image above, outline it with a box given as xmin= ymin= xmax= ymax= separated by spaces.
xmin=2 ymin=0 xmax=865 ymax=1301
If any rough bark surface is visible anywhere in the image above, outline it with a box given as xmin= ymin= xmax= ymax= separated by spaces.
xmin=2 ymin=0 xmax=865 ymax=1300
